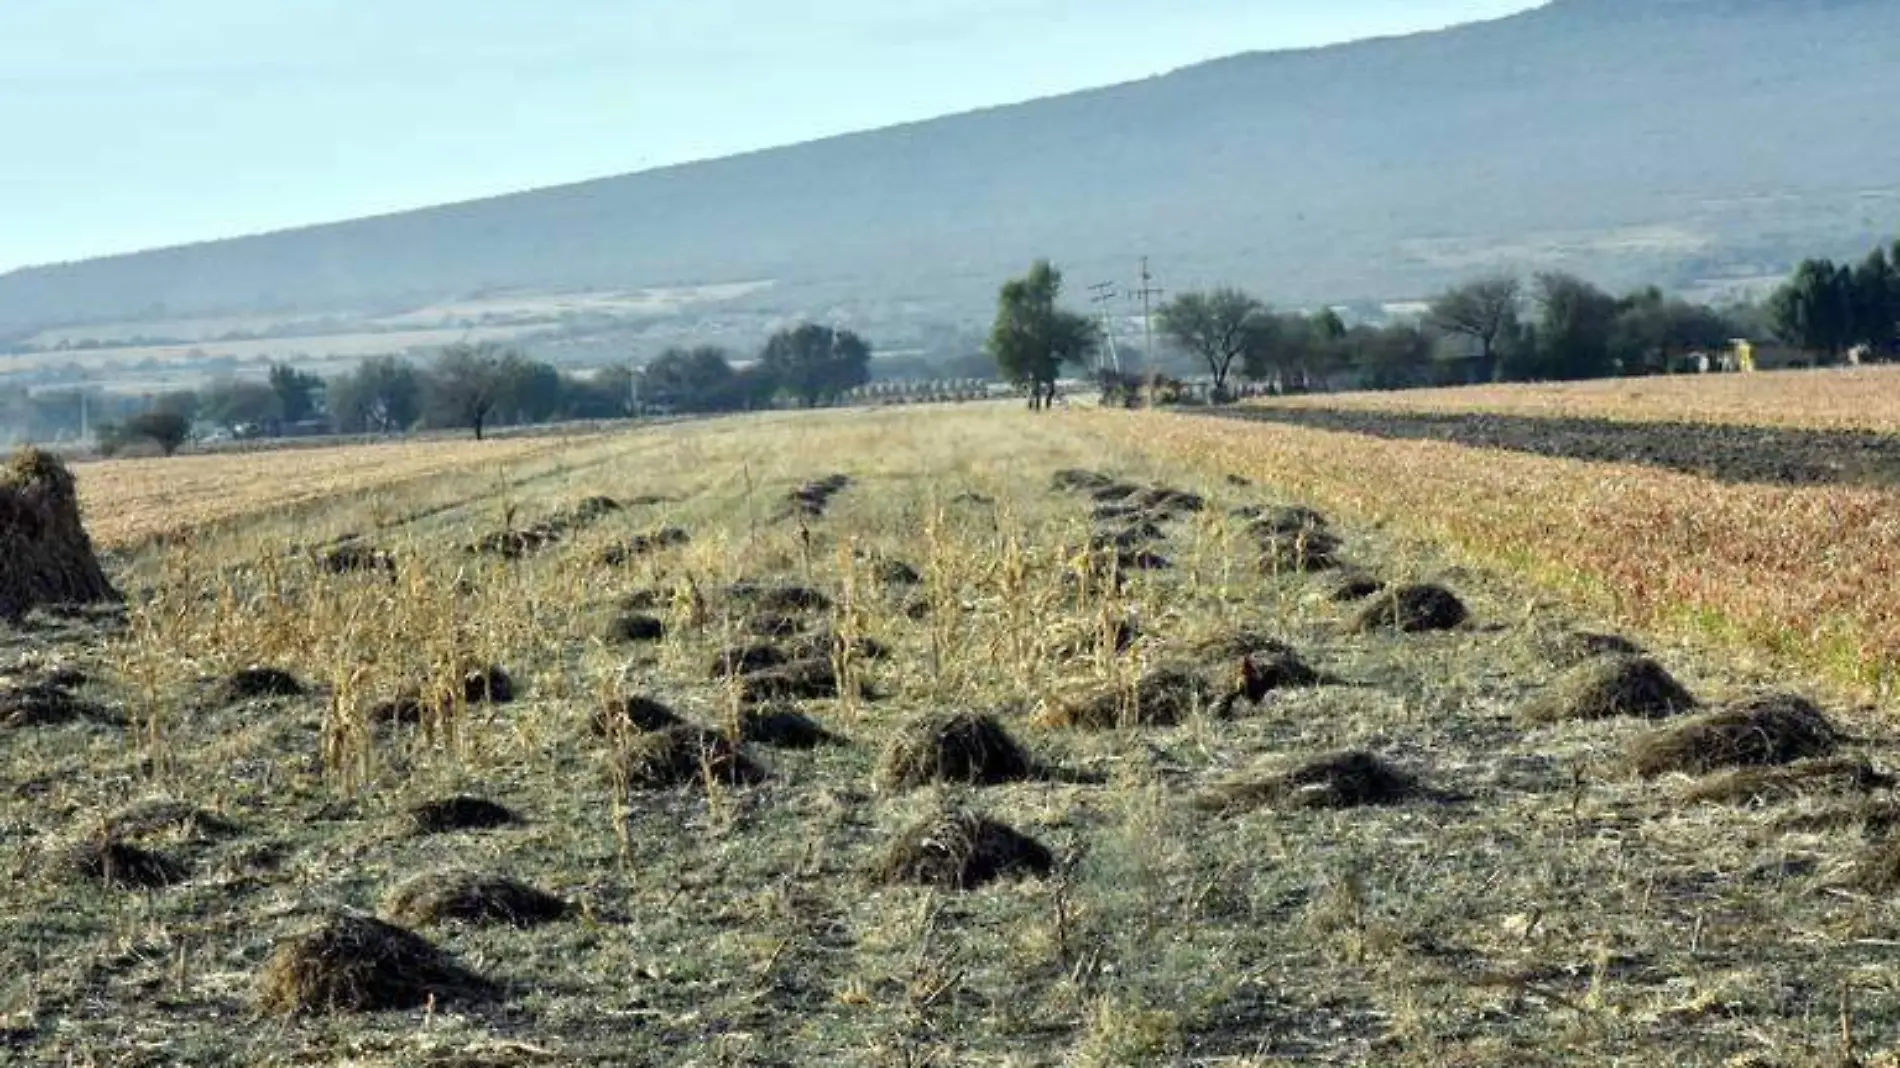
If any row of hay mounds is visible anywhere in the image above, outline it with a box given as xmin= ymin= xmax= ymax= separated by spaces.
xmin=786 ymin=473 xmax=853 ymax=518
xmin=1234 ymin=503 xmax=1342 ymax=574
xmin=467 ymin=495 xmax=628 ymax=559
xmin=595 ymin=691 xmax=842 ymax=751
xmin=598 ymin=526 xmax=691 ymax=567
xmin=0 ymin=447 xmax=120 ymax=622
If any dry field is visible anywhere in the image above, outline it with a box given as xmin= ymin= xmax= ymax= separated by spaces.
xmin=6 ymin=404 xmax=1900 ymax=1066
xmin=1252 ymin=366 xmax=1900 ymax=433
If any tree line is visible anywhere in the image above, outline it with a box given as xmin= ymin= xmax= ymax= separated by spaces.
xmin=88 ymin=323 xmax=874 ymax=455
xmin=985 ymin=239 xmax=1900 ymax=403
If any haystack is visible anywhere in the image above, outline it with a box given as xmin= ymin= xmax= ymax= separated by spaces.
xmin=216 ymin=667 xmax=307 ymax=705
xmin=408 ymin=796 xmax=520 ymax=835
xmin=604 ymin=613 xmax=667 ymax=644
xmin=875 ymin=713 xmax=1040 ymax=792
xmin=1682 ymin=757 xmax=1893 ymax=806
xmin=1353 ymin=584 xmax=1469 ymax=633
xmin=1197 ymin=751 xmax=1423 ymax=813
xmin=1629 ymin=694 xmax=1841 ymax=778
xmin=256 ymin=913 xmax=495 ymax=1015
xmin=875 ymin=810 xmax=1054 ymax=891
xmin=62 ymin=837 xmax=186 ymax=890
xmin=1044 ymin=667 xmax=1212 ymax=730
xmin=1518 ymin=655 xmax=1696 ymax=724
xmin=0 ymin=448 xmax=119 ymax=621
xmin=592 ymin=695 xmax=686 ymax=736
xmin=384 ymin=870 xmax=569 ymax=928
xmin=614 ymin=725 xmax=765 ymax=790
xmin=741 ymin=706 xmax=844 ymax=749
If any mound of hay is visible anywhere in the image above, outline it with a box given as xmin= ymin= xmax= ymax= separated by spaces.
xmin=1045 ymin=667 xmax=1212 ymax=730
xmin=1134 ymin=487 xmax=1206 ymax=515
xmin=1052 ymin=469 xmax=1116 ymax=493
xmin=615 ymin=725 xmax=765 ymax=790
xmin=462 ymin=665 xmax=514 ymax=705
xmin=875 ymin=713 xmax=1039 ymax=792
xmin=871 ymin=557 xmax=922 ymax=587
xmin=0 ymin=448 xmax=120 ymax=621
xmin=1243 ymin=505 xmax=1329 ymax=536
xmin=1538 ymin=630 xmax=1646 ymax=667
xmin=1850 ymin=837 xmax=1900 ymax=894
xmin=256 ymin=913 xmax=496 ymax=1016
xmin=105 ymin=798 xmax=239 ymax=841
xmin=1231 ymin=647 xmax=1325 ymax=702
xmin=727 ymin=583 xmax=833 ymax=615
xmin=1683 ymin=758 xmax=1894 ymax=806
xmin=468 ymin=524 xmax=562 ymax=559
xmin=321 ymin=543 xmax=396 ymax=577
xmin=1520 ymin=655 xmax=1697 ymax=724
xmin=741 ymin=706 xmax=843 ymax=749
xmin=1329 ymin=574 xmax=1385 ymax=603
xmin=711 ymin=643 xmax=787 ymax=679
xmin=599 ymin=527 xmax=692 ymax=566
xmin=1198 ymin=752 xmax=1422 ymax=813
xmin=1225 ymin=473 xmax=1252 ymax=487
xmin=1 ymin=681 xmax=112 ymax=729
xmin=1089 ymin=482 xmax=1142 ymax=503
xmin=1258 ymin=530 xmax=1340 ymax=573
xmin=787 ymin=475 xmax=853 ymax=517
xmin=1092 ymin=521 xmax=1167 ymax=551
xmin=620 ymin=588 xmax=666 ymax=612
xmin=592 ymin=695 xmax=686 ymax=736
xmin=605 ymin=613 xmax=667 ymax=644
xmin=575 ymin=495 xmax=622 ymax=520
xmin=217 ymin=667 xmax=306 ymax=705
xmin=875 ymin=810 xmax=1054 ymax=891
xmin=1353 ymin=584 xmax=1469 ymax=633
xmin=739 ymin=658 xmax=848 ymax=704
xmin=384 ymin=870 xmax=569 ymax=928
xmin=1630 ymin=694 xmax=1841 ymax=779
xmin=1196 ymin=630 xmax=1295 ymax=661
xmin=748 ymin=612 xmax=806 ymax=638
xmin=409 ymin=796 xmax=520 ymax=835
xmin=62 ymin=838 xmax=187 ymax=889
xmin=1056 ymin=616 xmax=1141 ymax=660
xmin=791 ymin=628 xmax=891 ymax=664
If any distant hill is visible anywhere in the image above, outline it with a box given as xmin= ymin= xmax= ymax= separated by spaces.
xmin=4 ymin=0 xmax=1898 ymax=334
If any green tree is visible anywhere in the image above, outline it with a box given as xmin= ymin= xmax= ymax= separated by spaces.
xmin=1528 ymin=272 xmax=1621 ymax=380
xmin=1428 ymin=275 xmax=1521 ymax=382
xmin=1157 ymin=288 xmax=1272 ymax=400
xmin=268 ymin=363 xmax=325 ymax=424
xmin=493 ymin=357 xmax=564 ymax=425
xmin=114 ymin=410 xmax=192 ymax=456
xmin=200 ymin=377 xmax=284 ymax=434
xmin=1610 ymin=288 xmax=1736 ymax=374
xmin=424 ymin=342 xmax=513 ymax=440
xmin=328 ymin=356 xmax=421 ymax=434
xmin=1770 ymin=258 xmax=1855 ymax=362
xmin=758 ymin=324 xmax=873 ymax=407
xmin=150 ymin=389 xmax=201 ymax=422
xmin=641 ymin=346 xmax=740 ymax=412
xmin=1850 ymin=246 xmax=1898 ymax=357
xmin=1349 ymin=324 xmax=1437 ymax=390
xmin=987 ymin=260 xmax=1098 ymax=410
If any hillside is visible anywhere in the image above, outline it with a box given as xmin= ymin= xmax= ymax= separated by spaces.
xmin=3 ymin=0 xmax=1898 ymax=335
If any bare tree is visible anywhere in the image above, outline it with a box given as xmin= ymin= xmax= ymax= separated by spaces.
xmin=1428 ymin=276 xmax=1521 ymax=382
xmin=1157 ymin=288 xmax=1272 ymax=400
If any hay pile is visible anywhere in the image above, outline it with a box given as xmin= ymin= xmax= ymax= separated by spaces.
xmin=409 ymin=796 xmax=520 ymax=835
xmin=592 ymin=695 xmax=686 ymax=736
xmin=62 ymin=837 xmax=187 ymax=890
xmin=875 ymin=810 xmax=1055 ymax=891
xmin=1538 ymin=630 xmax=1645 ymax=667
xmin=1198 ymin=752 xmax=1423 ymax=813
xmin=1 ymin=679 xmax=111 ymax=729
xmin=1518 ymin=655 xmax=1697 ymax=724
xmin=875 ymin=713 xmax=1039 ymax=792
xmin=105 ymin=798 xmax=239 ymax=841
xmin=1682 ymin=758 xmax=1893 ymax=806
xmin=1329 ymin=573 xmax=1386 ymax=603
xmin=1353 ymin=584 xmax=1469 ymax=633
xmin=614 ymin=725 xmax=765 ymax=790
xmin=605 ymin=613 xmax=667 ymax=644
xmin=384 ymin=870 xmax=569 ymax=927
xmin=256 ymin=913 xmax=495 ymax=1015
xmin=1630 ymin=694 xmax=1842 ymax=778
xmin=738 ymin=658 xmax=848 ymax=704
xmin=0 ymin=448 xmax=119 ymax=621
xmin=216 ymin=667 xmax=306 ymax=705
xmin=1044 ymin=667 xmax=1211 ymax=729
xmin=1230 ymin=647 xmax=1326 ymax=702
xmin=740 ymin=706 xmax=843 ymax=749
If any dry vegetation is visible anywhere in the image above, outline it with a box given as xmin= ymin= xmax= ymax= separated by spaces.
xmin=1247 ymin=365 xmax=1900 ymax=433
xmin=6 ymin=403 xmax=1900 ymax=1065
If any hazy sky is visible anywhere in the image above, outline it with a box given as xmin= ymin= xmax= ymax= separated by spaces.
xmin=0 ymin=0 xmax=1539 ymax=272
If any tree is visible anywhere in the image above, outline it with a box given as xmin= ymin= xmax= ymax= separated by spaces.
xmin=758 ymin=324 xmax=873 ymax=407
xmin=1850 ymin=246 xmax=1898 ymax=357
xmin=987 ymin=260 xmax=1099 ymax=410
xmin=1610 ymin=288 xmax=1736 ymax=374
xmin=200 ymin=378 xmax=283 ymax=434
xmin=268 ymin=363 xmax=325 ymax=424
xmin=1157 ymin=288 xmax=1271 ymax=400
xmin=641 ymin=346 xmax=740 ymax=412
xmin=492 ymin=356 xmax=563 ymax=425
xmin=1528 ymin=272 xmax=1621 ymax=380
xmin=150 ymin=390 xmax=201 ymax=422
xmin=425 ymin=343 xmax=512 ymax=440
xmin=1770 ymin=258 xmax=1855 ymax=362
xmin=1428 ymin=276 xmax=1521 ymax=383
xmin=113 ymin=411 xmax=192 ymax=456
xmin=1349 ymin=324 xmax=1437 ymax=390
xmin=328 ymin=356 xmax=421 ymax=434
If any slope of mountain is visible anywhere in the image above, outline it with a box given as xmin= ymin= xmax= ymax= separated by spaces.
xmin=3 ymin=0 xmax=1897 ymax=333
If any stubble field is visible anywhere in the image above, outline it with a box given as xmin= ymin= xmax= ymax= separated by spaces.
xmin=5 ymin=400 xmax=1900 ymax=1066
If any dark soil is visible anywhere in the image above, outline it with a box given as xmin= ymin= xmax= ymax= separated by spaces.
xmin=1205 ymin=407 xmax=1900 ymax=489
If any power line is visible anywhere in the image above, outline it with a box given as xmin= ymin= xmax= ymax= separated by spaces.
xmin=1088 ymin=281 xmax=1122 ymax=374
xmin=1130 ymin=256 xmax=1165 ymax=369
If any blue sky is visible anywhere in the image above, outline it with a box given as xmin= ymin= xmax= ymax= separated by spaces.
xmin=0 ymin=1 xmax=1538 ymax=272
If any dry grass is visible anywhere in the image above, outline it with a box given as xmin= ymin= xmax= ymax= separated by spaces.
xmin=1250 ymin=364 xmax=1900 ymax=432
xmin=11 ymin=403 xmax=1900 ymax=1065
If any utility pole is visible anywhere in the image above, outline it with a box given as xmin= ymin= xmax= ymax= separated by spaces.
xmin=1088 ymin=281 xmax=1122 ymax=373
xmin=1131 ymin=256 xmax=1164 ymax=369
